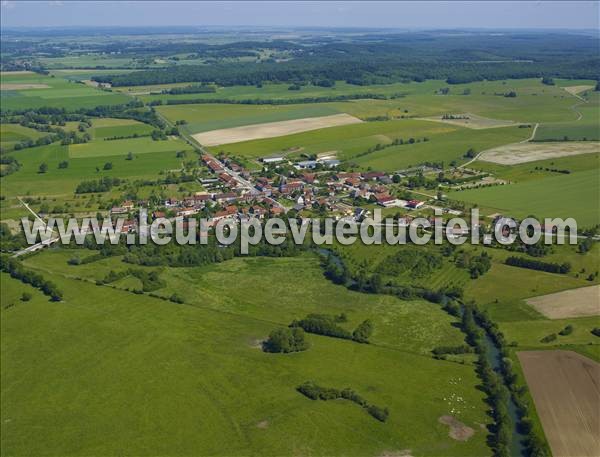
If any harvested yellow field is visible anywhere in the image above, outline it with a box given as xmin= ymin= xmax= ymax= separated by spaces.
xmin=564 ymin=85 xmax=595 ymax=95
xmin=518 ymin=351 xmax=600 ymax=457
xmin=418 ymin=113 xmax=516 ymax=130
xmin=526 ymin=285 xmax=600 ymax=319
xmin=192 ymin=113 xmax=362 ymax=146
xmin=480 ymin=141 xmax=600 ymax=165
xmin=0 ymin=83 xmax=50 ymax=90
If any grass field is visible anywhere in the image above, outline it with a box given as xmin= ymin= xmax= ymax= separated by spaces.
xmin=158 ymin=103 xmax=344 ymax=133
xmin=1 ymin=252 xmax=491 ymax=456
xmin=0 ymin=72 xmax=130 ymax=111
xmin=0 ymin=124 xmax=45 ymax=149
xmin=69 ymin=136 xmax=188 ymax=158
xmin=0 ymin=141 xmax=189 ymax=197
xmin=471 ymin=152 xmax=600 ymax=182
xmin=90 ymin=117 xmax=154 ymax=139
xmin=353 ymin=125 xmax=529 ymax=170
xmin=534 ymin=91 xmax=600 ymax=141
xmin=140 ymin=79 xmax=582 ymax=122
xmin=451 ymin=168 xmax=600 ymax=226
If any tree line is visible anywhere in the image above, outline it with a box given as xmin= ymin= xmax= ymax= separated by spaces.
xmin=0 ymin=256 xmax=63 ymax=301
xmin=505 ymin=256 xmax=570 ymax=274
xmin=289 ymin=313 xmax=374 ymax=344
xmin=297 ymin=381 xmax=389 ymax=422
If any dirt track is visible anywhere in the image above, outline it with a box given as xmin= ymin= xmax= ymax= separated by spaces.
xmin=518 ymin=350 xmax=600 ymax=457
xmin=480 ymin=141 xmax=600 ymax=165
xmin=526 ymin=285 xmax=600 ymax=319
xmin=192 ymin=113 xmax=362 ymax=146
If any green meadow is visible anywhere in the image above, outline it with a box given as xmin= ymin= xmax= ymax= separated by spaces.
xmin=1 ymin=252 xmax=491 ymax=456
xmin=451 ymin=168 xmax=600 ymax=226
xmin=69 ymin=136 xmax=188 ymax=158
xmin=158 ymin=102 xmax=343 ymax=133
xmin=0 ymin=124 xmax=45 ymax=149
xmin=209 ymin=118 xmax=461 ymax=162
xmin=0 ymin=142 xmax=188 ymax=196
xmin=534 ymin=92 xmax=600 ymax=141
xmin=90 ymin=117 xmax=154 ymax=139
xmin=471 ymin=152 xmax=600 ymax=183
xmin=0 ymin=72 xmax=130 ymax=111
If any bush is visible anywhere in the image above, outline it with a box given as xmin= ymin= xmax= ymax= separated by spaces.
xmin=169 ymin=293 xmax=184 ymax=304
xmin=366 ymin=404 xmax=390 ymax=422
xmin=263 ymin=327 xmax=309 ymax=353
xmin=352 ymin=319 xmax=374 ymax=343
xmin=540 ymin=333 xmax=557 ymax=343
xmin=21 ymin=292 xmax=32 ymax=301
xmin=558 ymin=324 xmax=573 ymax=336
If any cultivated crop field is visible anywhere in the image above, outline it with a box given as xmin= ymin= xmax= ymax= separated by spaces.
xmin=479 ymin=141 xmax=600 ymax=165
xmin=193 ymin=113 xmax=363 ymax=146
xmin=525 ymin=285 xmax=600 ymax=319
xmin=517 ymin=351 xmax=600 ymax=457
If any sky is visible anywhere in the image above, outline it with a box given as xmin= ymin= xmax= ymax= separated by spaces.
xmin=1 ymin=1 xmax=598 ymax=30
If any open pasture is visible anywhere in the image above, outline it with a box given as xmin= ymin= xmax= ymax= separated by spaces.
xmin=353 ymin=125 xmax=529 ymax=171
xmin=193 ymin=113 xmax=362 ymax=146
xmin=144 ymin=79 xmax=582 ymax=124
xmin=157 ymin=102 xmax=344 ymax=133
xmin=534 ymin=91 xmax=600 ymax=141
xmin=517 ymin=351 xmax=600 ymax=457
xmin=0 ymin=71 xmax=130 ymax=111
xmin=451 ymin=168 xmax=600 ymax=226
xmin=471 ymin=152 xmax=600 ymax=183
xmin=0 ymin=124 xmax=45 ymax=149
xmin=0 ymin=142 xmax=185 ymax=197
xmin=2 ymin=253 xmax=491 ymax=456
xmin=90 ymin=117 xmax=154 ymax=139
xmin=210 ymin=118 xmax=460 ymax=163
xmin=526 ymin=285 xmax=600 ymax=319
xmin=69 ymin=136 xmax=189 ymax=158
xmin=479 ymin=141 xmax=600 ymax=165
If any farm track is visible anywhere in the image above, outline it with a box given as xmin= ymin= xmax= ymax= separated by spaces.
xmin=459 ymin=123 xmax=538 ymax=169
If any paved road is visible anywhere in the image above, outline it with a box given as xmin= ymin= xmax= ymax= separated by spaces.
xmin=13 ymin=198 xmax=60 ymax=257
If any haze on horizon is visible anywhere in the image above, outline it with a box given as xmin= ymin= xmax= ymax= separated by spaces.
xmin=1 ymin=1 xmax=598 ymax=30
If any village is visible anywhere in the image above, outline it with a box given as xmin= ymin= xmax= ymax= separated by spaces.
xmin=107 ymin=151 xmax=473 ymax=236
